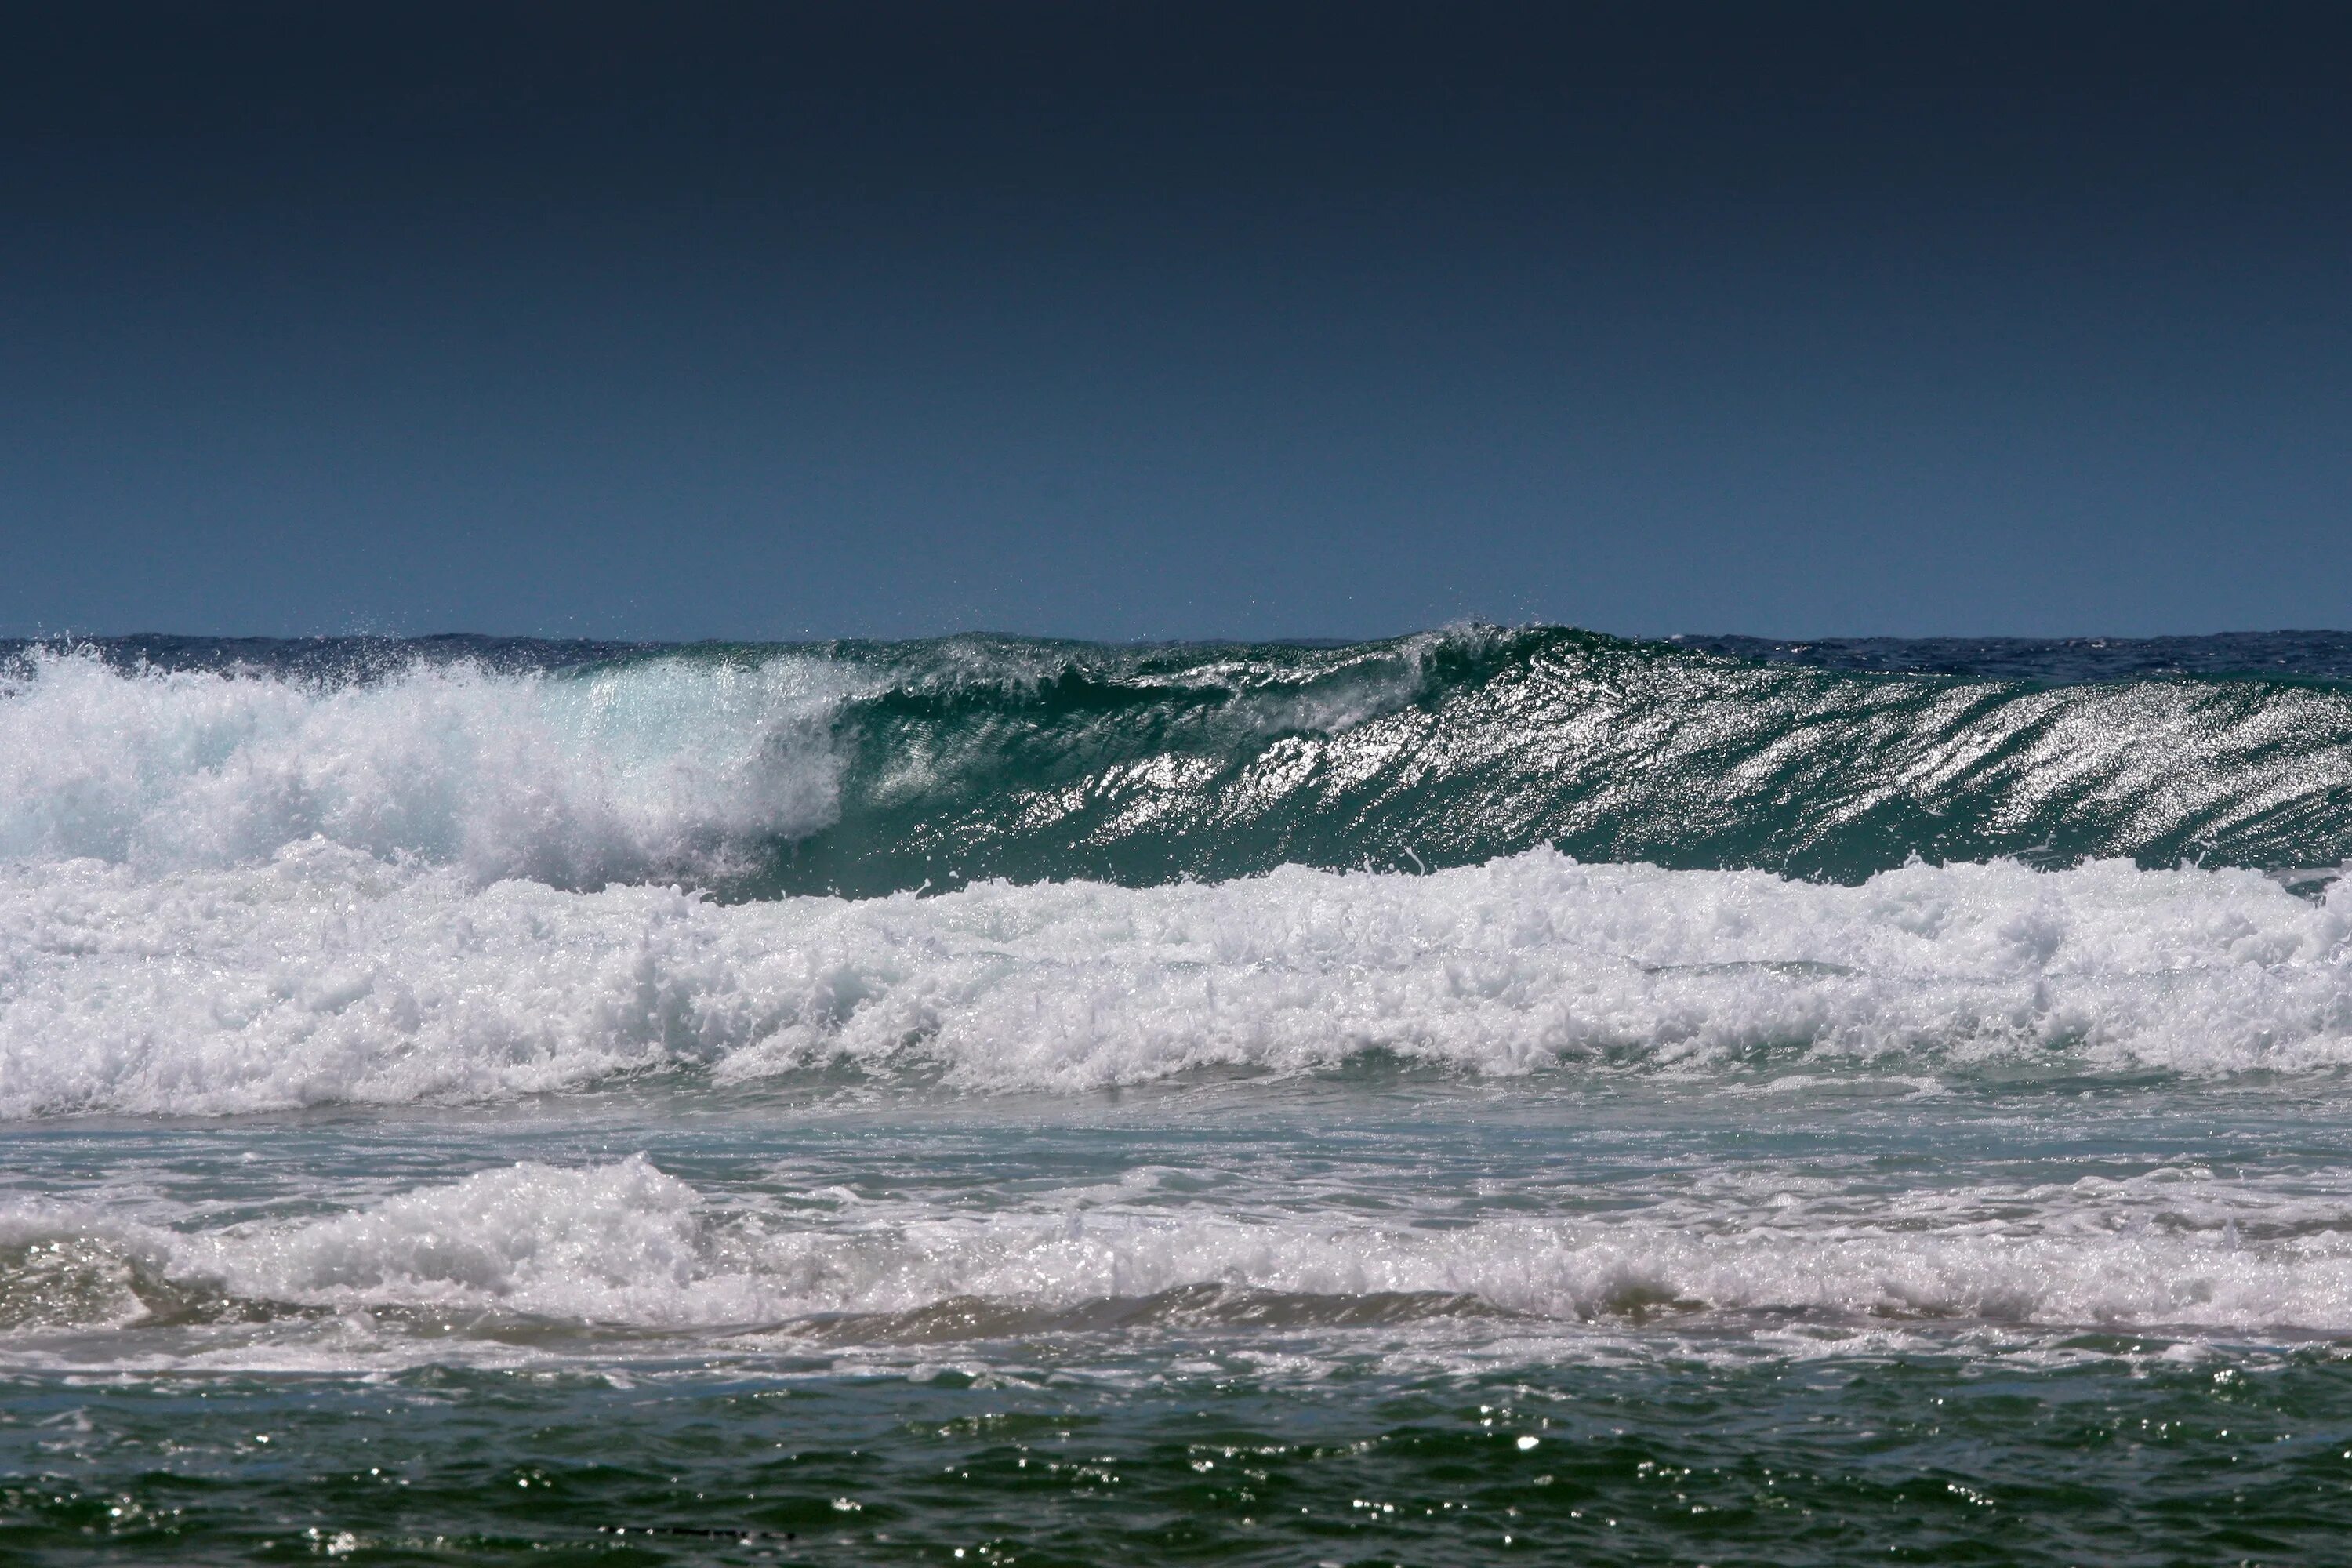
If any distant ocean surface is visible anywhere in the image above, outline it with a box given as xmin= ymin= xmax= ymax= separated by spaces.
xmin=9 ymin=628 xmax=2352 ymax=1564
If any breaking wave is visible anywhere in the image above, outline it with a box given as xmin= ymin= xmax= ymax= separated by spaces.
xmin=9 ymin=629 xmax=2352 ymax=1118
xmin=7 ymin=627 xmax=2352 ymax=895
xmin=5 ymin=846 xmax=2350 ymax=1116
xmin=13 ymin=1155 xmax=2352 ymax=1345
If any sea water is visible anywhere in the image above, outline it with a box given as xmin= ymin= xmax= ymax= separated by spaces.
xmin=7 ymin=628 xmax=2352 ymax=1564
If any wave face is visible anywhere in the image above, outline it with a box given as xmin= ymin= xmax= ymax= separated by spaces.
xmin=9 ymin=627 xmax=2352 ymax=894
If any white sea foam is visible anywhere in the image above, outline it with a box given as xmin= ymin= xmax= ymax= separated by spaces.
xmin=0 ymin=649 xmax=851 ymax=885
xmin=3 ymin=845 xmax=2351 ymax=1117
xmin=13 ymin=1156 xmax=2352 ymax=1344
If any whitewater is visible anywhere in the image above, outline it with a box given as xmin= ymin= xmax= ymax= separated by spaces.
xmin=10 ymin=629 xmax=2352 ymax=1565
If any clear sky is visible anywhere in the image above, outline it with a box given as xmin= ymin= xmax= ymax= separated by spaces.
xmin=4 ymin=2 xmax=2349 ymax=641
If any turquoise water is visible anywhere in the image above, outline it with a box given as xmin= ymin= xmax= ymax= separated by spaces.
xmin=7 ymin=631 xmax=2352 ymax=1563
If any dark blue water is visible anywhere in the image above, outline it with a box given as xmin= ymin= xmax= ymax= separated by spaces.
xmin=1681 ymin=629 xmax=2352 ymax=684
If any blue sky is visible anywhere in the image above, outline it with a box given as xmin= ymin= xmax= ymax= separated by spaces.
xmin=5 ymin=2 xmax=2349 ymax=641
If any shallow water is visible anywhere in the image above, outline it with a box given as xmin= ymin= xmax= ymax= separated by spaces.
xmin=10 ymin=1075 xmax=2352 ymax=1563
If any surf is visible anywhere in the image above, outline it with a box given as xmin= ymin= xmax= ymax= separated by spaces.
xmin=9 ymin=627 xmax=2352 ymax=898
xmin=5 ymin=845 xmax=2349 ymax=1117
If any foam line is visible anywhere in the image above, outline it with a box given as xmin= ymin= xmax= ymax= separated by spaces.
xmin=12 ymin=1157 xmax=2352 ymax=1338
xmin=5 ymin=847 xmax=2349 ymax=1116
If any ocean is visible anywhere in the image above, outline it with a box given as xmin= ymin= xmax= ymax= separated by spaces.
xmin=7 ymin=626 xmax=2352 ymax=1565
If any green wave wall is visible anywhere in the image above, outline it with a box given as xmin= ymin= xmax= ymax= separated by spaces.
xmin=727 ymin=626 xmax=2352 ymax=895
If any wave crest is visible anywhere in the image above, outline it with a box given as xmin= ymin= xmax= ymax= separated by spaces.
xmin=11 ymin=628 xmax=2352 ymax=893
